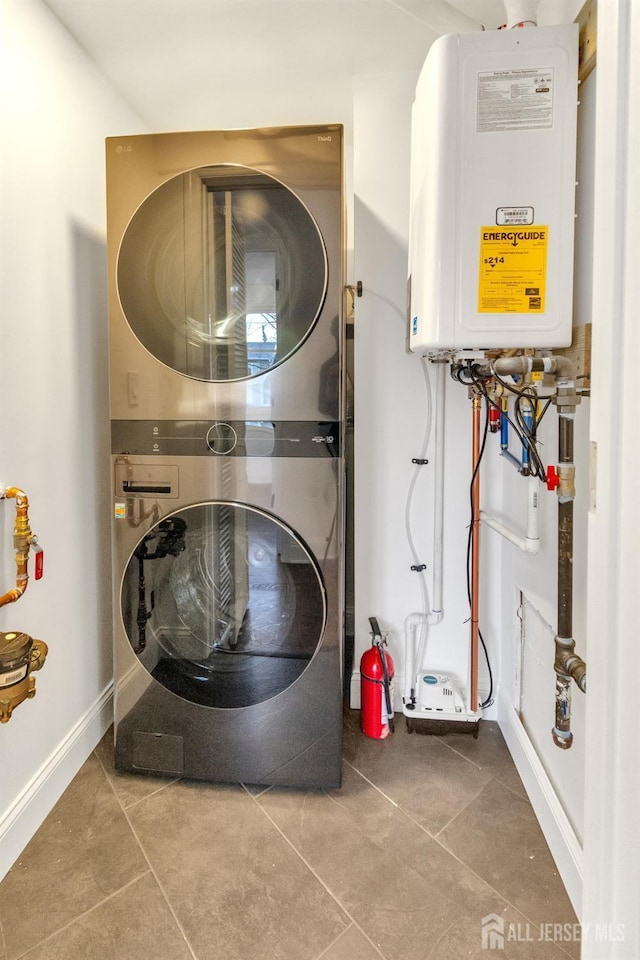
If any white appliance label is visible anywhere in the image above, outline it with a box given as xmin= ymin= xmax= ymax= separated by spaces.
xmin=496 ymin=206 xmax=534 ymax=225
xmin=477 ymin=68 xmax=554 ymax=132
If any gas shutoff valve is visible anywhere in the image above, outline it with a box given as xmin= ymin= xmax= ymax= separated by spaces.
xmin=0 ymin=631 xmax=48 ymax=722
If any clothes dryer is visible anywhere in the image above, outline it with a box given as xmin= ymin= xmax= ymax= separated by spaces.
xmin=107 ymin=127 xmax=344 ymax=788
xmin=106 ymin=125 xmax=343 ymax=424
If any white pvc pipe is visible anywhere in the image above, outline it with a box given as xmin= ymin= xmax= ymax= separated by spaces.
xmin=403 ymin=612 xmax=423 ymax=704
xmin=480 ymin=475 xmax=541 ymax=554
xmin=403 ymin=363 xmax=447 ymax=704
xmin=503 ymin=0 xmax=538 ymax=28
xmin=431 ymin=362 xmax=446 ymax=617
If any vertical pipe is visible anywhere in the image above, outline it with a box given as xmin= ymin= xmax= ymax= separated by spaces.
xmin=432 ymin=361 xmax=446 ymax=615
xmin=552 ymin=404 xmax=577 ymax=748
xmin=526 ymin=475 xmax=540 ymax=541
xmin=470 ymin=395 xmax=481 ymax=712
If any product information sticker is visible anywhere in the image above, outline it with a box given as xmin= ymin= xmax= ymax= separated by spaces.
xmin=478 ymin=226 xmax=548 ymax=314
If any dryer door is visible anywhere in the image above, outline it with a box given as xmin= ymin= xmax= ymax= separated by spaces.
xmin=120 ymin=502 xmax=327 ymax=708
xmin=117 ymin=165 xmax=327 ymax=381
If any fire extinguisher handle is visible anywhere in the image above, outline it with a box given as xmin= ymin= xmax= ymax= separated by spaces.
xmin=369 ymin=616 xmax=382 ymax=638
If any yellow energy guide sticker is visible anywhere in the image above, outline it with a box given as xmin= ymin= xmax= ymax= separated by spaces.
xmin=478 ymin=226 xmax=548 ymax=313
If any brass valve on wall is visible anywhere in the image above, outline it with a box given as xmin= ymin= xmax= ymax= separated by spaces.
xmin=0 ymin=631 xmax=48 ymax=722
xmin=0 ymin=486 xmax=47 ymax=721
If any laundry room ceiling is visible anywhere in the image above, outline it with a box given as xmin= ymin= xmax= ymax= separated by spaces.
xmin=41 ymin=0 xmax=580 ymax=129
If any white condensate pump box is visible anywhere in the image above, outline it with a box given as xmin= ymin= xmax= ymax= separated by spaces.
xmin=408 ymin=24 xmax=579 ymax=352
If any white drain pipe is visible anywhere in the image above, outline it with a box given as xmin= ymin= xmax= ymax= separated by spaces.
xmin=403 ymin=361 xmax=447 ymax=705
xmin=480 ymin=474 xmax=541 ymax=554
xmin=503 ymin=0 xmax=538 ymax=28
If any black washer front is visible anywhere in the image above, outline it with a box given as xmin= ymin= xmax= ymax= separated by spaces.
xmin=120 ymin=501 xmax=326 ymax=708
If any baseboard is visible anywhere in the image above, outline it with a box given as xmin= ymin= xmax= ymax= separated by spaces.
xmin=0 ymin=682 xmax=114 ymax=882
xmin=498 ymin=692 xmax=583 ymax=918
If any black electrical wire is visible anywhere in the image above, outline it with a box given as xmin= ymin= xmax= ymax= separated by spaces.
xmin=465 ymin=394 xmax=494 ymax=710
xmin=537 ymin=396 xmax=554 ymax=424
xmin=464 ymin=362 xmax=550 ymax=480
xmin=454 ymin=359 xmax=570 ymax=708
xmin=512 ymin=391 xmax=546 ymax=480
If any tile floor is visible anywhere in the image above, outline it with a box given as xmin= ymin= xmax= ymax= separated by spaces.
xmin=0 ymin=711 xmax=579 ymax=960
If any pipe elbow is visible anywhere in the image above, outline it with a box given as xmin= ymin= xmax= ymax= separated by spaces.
xmin=0 ymin=586 xmax=26 ymax=608
xmin=549 ymin=356 xmax=577 ymax=381
xmin=404 ymin=612 xmax=427 ymax=631
xmin=4 ymin=487 xmax=29 ymax=507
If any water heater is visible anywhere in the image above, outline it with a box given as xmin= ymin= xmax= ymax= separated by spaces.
xmin=408 ymin=24 xmax=579 ymax=352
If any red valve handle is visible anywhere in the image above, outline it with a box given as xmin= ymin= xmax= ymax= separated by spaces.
xmin=546 ymin=465 xmax=560 ymax=491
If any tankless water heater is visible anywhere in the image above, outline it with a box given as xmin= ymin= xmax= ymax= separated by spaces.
xmin=408 ymin=24 xmax=579 ymax=352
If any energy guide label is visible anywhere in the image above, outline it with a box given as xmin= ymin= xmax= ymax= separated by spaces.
xmin=478 ymin=226 xmax=548 ymax=314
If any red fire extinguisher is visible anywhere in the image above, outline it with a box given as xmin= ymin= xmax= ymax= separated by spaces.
xmin=360 ymin=617 xmax=395 ymax=739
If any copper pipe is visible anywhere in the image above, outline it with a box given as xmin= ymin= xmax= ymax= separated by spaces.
xmin=0 ymin=487 xmax=32 ymax=607
xmin=470 ymin=395 xmax=481 ymax=712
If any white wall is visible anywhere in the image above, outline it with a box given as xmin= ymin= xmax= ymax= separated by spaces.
xmin=351 ymin=71 xmax=498 ymax=714
xmin=0 ymin=0 xmax=146 ymax=881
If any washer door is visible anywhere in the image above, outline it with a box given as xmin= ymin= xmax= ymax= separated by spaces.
xmin=117 ymin=165 xmax=327 ymax=381
xmin=120 ymin=503 xmax=327 ymax=708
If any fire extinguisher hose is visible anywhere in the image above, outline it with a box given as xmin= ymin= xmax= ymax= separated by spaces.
xmin=376 ymin=641 xmax=395 ymax=733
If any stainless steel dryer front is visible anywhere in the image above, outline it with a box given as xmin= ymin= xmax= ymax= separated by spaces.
xmin=106 ymin=127 xmax=344 ymax=788
xmin=106 ymin=125 xmax=343 ymax=424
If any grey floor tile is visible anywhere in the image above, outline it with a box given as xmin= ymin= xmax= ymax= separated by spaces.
xmin=127 ymin=779 xmax=349 ymax=960
xmin=343 ymin=710 xmax=491 ymax=834
xmin=319 ymin=924 xmax=383 ymax=960
xmin=438 ymin=779 xmax=579 ymax=958
xmin=257 ymin=764 xmax=545 ymax=960
xmin=16 ymin=873 xmax=193 ymax=960
xmin=0 ymin=754 xmax=148 ymax=960
xmin=427 ymin=903 xmax=579 ymax=960
xmin=436 ymin=719 xmax=528 ymax=800
xmin=94 ymin=727 xmax=178 ymax=810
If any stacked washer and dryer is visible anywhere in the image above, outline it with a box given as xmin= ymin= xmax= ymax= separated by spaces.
xmin=106 ymin=126 xmax=344 ymax=789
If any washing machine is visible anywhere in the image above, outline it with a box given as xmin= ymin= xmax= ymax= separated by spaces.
xmin=106 ymin=126 xmax=344 ymax=788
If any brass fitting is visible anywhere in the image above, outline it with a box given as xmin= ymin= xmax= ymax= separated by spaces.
xmin=554 ymin=637 xmax=587 ymax=692
xmin=554 ymin=381 xmax=582 ymax=414
xmin=557 ymin=463 xmax=576 ymax=500
xmin=0 ymin=631 xmax=48 ymax=723
xmin=0 ymin=487 xmax=34 ymax=607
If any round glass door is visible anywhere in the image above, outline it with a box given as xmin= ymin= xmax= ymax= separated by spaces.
xmin=120 ymin=503 xmax=326 ymax=708
xmin=117 ymin=165 xmax=328 ymax=381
